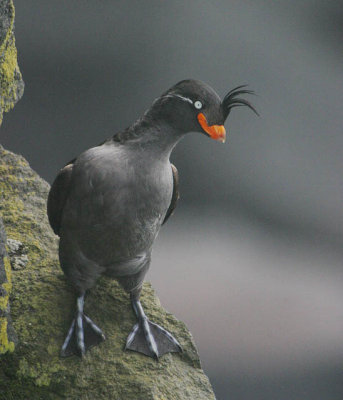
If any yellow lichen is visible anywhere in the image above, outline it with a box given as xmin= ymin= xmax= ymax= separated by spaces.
xmin=0 ymin=0 xmax=23 ymax=124
xmin=0 ymin=318 xmax=15 ymax=354
xmin=0 ymin=1 xmax=14 ymax=53
xmin=1 ymin=38 xmax=17 ymax=87
xmin=0 ymin=247 xmax=14 ymax=354
xmin=0 ymin=286 xmax=9 ymax=310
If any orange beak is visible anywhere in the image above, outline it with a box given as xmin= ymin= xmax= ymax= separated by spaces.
xmin=197 ymin=113 xmax=226 ymax=143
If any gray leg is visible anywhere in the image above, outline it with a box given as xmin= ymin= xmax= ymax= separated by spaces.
xmin=76 ymin=294 xmax=85 ymax=355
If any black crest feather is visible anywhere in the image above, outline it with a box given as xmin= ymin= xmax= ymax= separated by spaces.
xmin=222 ymin=85 xmax=259 ymax=119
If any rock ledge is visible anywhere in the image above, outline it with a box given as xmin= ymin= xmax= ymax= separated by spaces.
xmin=0 ymin=145 xmax=216 ymax=399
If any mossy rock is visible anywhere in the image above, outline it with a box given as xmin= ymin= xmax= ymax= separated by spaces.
xmin=0 ymin=0 xmax=23 ymax=357
xmin=0 ymin=217 xmax=16 ymax=355
xmin=0 ymin=144 xmax=216 ymax=399
xmin=0 ymin=0 xmax=24 ymax=125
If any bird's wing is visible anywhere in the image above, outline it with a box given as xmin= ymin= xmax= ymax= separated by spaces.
xmin=47 ymin=159 xmax=75 ymax=236
xmin=162 ymin=163 xmax=179 ymax=225
xmin=47 ymin=137 xmax=112 ymax=235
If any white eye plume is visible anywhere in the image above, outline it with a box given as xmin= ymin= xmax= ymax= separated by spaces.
xmin=194 ymin=100 xmax=202 ymax=110
xmin=173 ymin=94 xmax=193 ymax=104
xmin=159 ymin=94 xmax=204 ymax=110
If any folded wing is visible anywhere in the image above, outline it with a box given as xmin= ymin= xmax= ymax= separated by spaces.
xmin=47 ymin=160 xmax=75 ymax=236
xmin=162 ymin=164 xmax=179 ymax=225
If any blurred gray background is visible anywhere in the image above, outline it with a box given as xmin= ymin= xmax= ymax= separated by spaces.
xmin=1 ymin=1 xmax=343 ymax=398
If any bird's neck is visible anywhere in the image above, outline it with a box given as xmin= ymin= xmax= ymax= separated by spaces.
xmin=113 ymin=115 xmax=185 ymax=161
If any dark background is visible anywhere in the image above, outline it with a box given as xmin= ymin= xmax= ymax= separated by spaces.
xmin=2 ymin=1 xmax=343 ymax=399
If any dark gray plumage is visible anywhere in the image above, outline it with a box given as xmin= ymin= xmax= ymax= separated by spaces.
xmin=47 ymin=79 xmax=257 ymax=358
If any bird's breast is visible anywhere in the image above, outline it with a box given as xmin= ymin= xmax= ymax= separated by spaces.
xmin=62 ymin=147 xmax=173 ymax=264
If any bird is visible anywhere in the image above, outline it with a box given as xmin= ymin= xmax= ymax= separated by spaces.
xmin=47 ymin=79 xmax=257 ymax=359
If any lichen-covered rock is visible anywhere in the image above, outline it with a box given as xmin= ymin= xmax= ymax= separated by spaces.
xmin=0 ymin=0 xmax=24 ymax=125
xmin=0 ymin=216 xmax=17 ymax=355
xmin=0 ymin=144 xmax=216 ymax=399
xmin=7 ymin=238 xmax=28 ymax=270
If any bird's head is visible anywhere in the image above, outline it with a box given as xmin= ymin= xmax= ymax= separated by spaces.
xmin=149 ymin=79 xmax=258 ymax=143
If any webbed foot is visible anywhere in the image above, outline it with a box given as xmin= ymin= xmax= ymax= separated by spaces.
xmin=60 ymin=294 xmax=105 ymax=358
xmin=125 ymin=298 xmax=182 ymax=359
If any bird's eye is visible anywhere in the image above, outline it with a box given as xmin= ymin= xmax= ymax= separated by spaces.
xmin=194 ymin=101 xmax=203 ymax=110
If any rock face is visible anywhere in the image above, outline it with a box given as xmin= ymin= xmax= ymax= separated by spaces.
xmin=0 ymin=0 xmax=24 ymax=125
xmin=0 ymin=0 xmax=23 ymax=357
xmin=0 ymin=216 xmax=16 ymax=355
xmin=0 ymin=144 xmax=216 ymax=399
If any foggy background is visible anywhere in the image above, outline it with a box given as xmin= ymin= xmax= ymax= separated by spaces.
xmin=1 ymin=1 xmax=343 ymax=398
